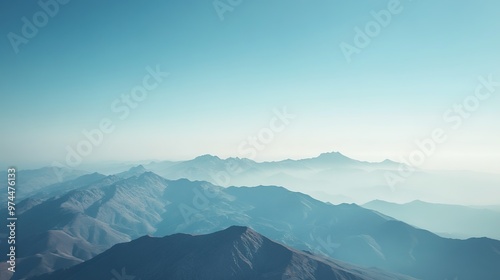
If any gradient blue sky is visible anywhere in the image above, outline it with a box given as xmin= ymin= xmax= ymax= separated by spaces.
xmin=0 ymin=0 xmax=499 ymax=173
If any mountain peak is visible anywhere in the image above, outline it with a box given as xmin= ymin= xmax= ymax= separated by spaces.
xmin=193 ymin=154 xmax=221 ymax=161
xmin=315 ymin=151 xmax=352 ymax=161
xmin=379 ymin=159 xmax=400 ymax=166
xmin=116 ymin=165 xmax=148 ymax=179
xmin=319 ymin=151 xmax=347 ymax=157
xmin=225 ymin=225 xmax=252 ymax=233
xmin=217 ymin=225 xmax=256 ymax=238
xmin=202 ymin=226 xmax=263 ymax=247
xmin=129 ymin=164 xmax=147 ymax=172
xmin=136 ymin=171 xmax=168 ymax=183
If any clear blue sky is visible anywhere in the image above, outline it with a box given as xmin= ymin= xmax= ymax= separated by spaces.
xmin=0 ymin=0 xmax=499 ymax=173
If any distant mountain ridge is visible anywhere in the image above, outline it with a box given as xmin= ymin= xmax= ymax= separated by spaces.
xmin=0 ymin=167 xmax=88 ymax=204
xmin=363 ymin=199 xmax=500 ymax=240
xmin=11 ymin=151 xmax=500 ymax=205
xmin=144 ymin=152 xmax=407 ymax=204
xmin=145 ymin=152 xmax=500 ymax=205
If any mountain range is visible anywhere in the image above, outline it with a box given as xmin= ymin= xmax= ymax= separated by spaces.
xmin=142 ymin=153 xmax=500 ymax=205
xmin=30 ymin=226 xmax=416 ymax=280
xmin=1 ymin=170 xmax=500 ymax=279
xmin=5 ymin=152 xmax=500 ymax=205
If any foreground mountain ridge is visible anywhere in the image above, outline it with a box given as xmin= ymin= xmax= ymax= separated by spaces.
xmin=30 ymin=226 xmax=416 ymax=280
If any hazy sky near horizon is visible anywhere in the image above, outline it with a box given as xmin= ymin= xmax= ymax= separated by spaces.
xmin=0 ymin=0 xmax=499 ymax=173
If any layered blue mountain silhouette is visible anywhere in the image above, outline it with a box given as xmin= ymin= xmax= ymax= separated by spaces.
xmin=145 ymin=153 xmax=500 ymax=205
xmin=0 ymin=169 xmax=499 ymax=280
xmin=5 ymin=153 xmax=499 ymax=205
xmin=0 ymin=167 xmax=88 ymax=204
xmin=364 ymin=200 xmax=500 ymax=240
